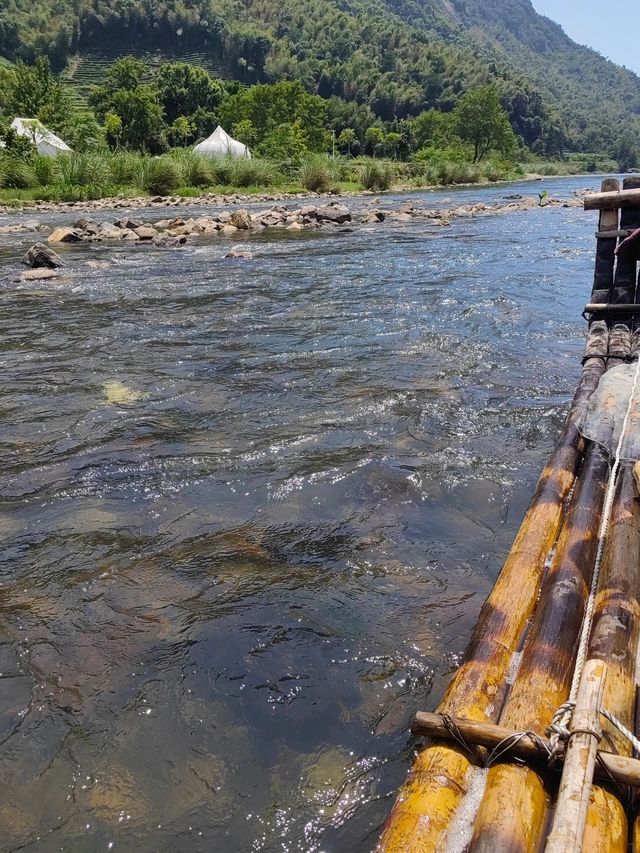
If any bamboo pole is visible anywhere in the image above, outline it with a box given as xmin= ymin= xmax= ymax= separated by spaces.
xmin=466 ymin=445 xmax=609 ymax=853
xmin=410 ymin=709 xmax=640 ymax=789
xmin=581 ymin=463 xmax=640 ymax=853
xmin=378 ymin=183 xmax=613 ymax=853
xmin=545 ymin=659 xmax=608 ymax=853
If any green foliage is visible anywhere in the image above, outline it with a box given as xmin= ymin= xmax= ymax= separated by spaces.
xmin=32 ymin=154 xmax=57 ymax=186
xmin=56 ymin=151 xmax=110 ymax=187
xmin=454 ymin=85 xmax=517 ymax=162
xmin=258 ymin=121 xmax=309 ymax=165
xmin=231 ymin=158 xmax=279 ymax=187
xmin=337 ymin=128 xmax=356 ymax=155
xmin=359 ymin=160 xmax=394 ymax=190
xmin=0 ymin=156 xmax=37 ymax=188
xmin=157 ymin=63 xmax=223 ymax=130
xmin=137 ymin=155 xmax=182 ymax=195
xmin=220 ymin=81 xmax=328 ymax=152
xmin=298 ymin=155 xmax=335 ymax=192
xmin=170 ymin=149 xmax=215 ymax=187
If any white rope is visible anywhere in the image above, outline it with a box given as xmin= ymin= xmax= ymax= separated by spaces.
xmin=549 ymin=355 xmax=640 ymax=762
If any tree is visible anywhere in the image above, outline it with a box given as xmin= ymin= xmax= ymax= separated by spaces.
xmin=454 ymin=85 xmax=517 ymax=162
xmin=219 ymin=81 xmax=328 ymax=151
xmin=616 ymin=134 xmax=639 ymax=173
xmin=156 ymin=63 xmax=224 ymax=126
xmin=168 ymin=116 xmax=196 ymax=147
xmin=337 ymin=127 xmax=356 ymax=155
xmin=231 ymin=119 xmax=258 ymax=148
xmin=4 ymin=57 xmax=72 ymax=133
xmin=364 ymin=126 xmax=385 ymax=157
xmin=385 ymin=132 xmax=402 ymax=159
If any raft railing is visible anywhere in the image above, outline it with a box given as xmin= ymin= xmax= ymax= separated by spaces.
xmin=378 ymin=177 xmax=640 ymax=853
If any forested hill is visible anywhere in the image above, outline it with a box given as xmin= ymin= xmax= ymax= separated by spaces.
xmin=1 ymin=0 xmax=638 ymax=153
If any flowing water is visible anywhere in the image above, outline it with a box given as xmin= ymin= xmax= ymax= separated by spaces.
xmin=0 ymin=176 xmax=604 ymax=852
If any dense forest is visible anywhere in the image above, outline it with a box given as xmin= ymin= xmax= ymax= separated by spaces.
xmin=0 ymin=0 xmax=638 ymax=159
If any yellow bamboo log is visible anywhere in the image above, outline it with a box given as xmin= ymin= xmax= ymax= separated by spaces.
xmin=467 ymin=445 xmax=609 ymax=853
xmin=582 ymin=464 xmax=640 ymax=853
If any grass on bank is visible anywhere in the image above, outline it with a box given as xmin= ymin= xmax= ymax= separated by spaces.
xmin=0 ymin=147 xmax=611 ymax=205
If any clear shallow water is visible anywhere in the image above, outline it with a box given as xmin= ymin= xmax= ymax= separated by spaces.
xmin=0 ymin=176 xmax=602 ymax=852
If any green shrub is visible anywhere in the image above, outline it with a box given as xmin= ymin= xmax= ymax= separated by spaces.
xmin=138 ymin=156 xmax=182 ymax=195
xmin=57 ymin=153 xmax=110 ymax=187
xmin=231 ymin=158 xmax=278 ymax=187
xmin=298 ymin=155 xmax=335 ymax=192
xmin=0 ymin=156 xmax=37 ymax=189
xmin=359 ymin=160 xmax=394 ymax=191
xmin=171 ymin=150 xmax=215 ymax=187
xmin=212 ymin=156 xmax=235 ymax=185
xmin=106 ymin=151 xmax=142 ymax=186
xmin=32 ymin=155 xmax=58 ymax=187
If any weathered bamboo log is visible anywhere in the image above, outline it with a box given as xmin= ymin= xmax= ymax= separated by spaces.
xmin=467 ymin=445 xmax=609 ymax=853
xmin=545 ymin=659 xmax=608 ymax=853
xmin=585 ymin=188 xmax=640 ymax=211
xmin=411 ymin=709 xmax=640 ymax=789
xmin=582 ymin=463 xmax=640 ymax=853
xmin=376 ymin=360 xmax=607 ymax=852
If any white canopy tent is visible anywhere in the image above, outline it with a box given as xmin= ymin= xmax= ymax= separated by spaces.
xmin=194 ymin=125 xmax=250 ymax=159
xmin=11 ymin=118 xmax=72 ymax=157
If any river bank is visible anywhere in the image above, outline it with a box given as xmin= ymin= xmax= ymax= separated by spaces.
xmin=0 ymin=172 xmax=579 ymax=218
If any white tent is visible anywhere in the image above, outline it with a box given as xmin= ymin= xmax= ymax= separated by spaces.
xmin=194 ymin=125 xmax=250 ymax=159
xmin=10 ymin=118 xmax=72 ymax=157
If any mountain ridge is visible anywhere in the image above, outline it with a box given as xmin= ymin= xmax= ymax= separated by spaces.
xmin=1 ymin=0 xmax=638 ymax=153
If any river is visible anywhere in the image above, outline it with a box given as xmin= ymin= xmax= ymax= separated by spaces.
xmin=0 ymin=175 xmax=606 ymax=851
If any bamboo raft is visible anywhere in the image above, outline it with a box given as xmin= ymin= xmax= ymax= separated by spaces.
xmin=378 ymin=177 xmax=640 ymax=853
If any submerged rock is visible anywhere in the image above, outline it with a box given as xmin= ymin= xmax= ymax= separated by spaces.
xmin=225 ymin=246 xmax=254 ymax=259
xmin=22 ymin=242 xmax=64 ymax=268
xmin=15 ymin=268 xmax=59 ymax=281
xmin=102 ymin=380 xmax=147 ymax=405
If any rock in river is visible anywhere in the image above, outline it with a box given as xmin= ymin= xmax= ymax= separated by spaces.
xmin=47 ymin=227 xmax=83 ymax=244
xmin=22 ymin=242 xmax=64 ymax=268
xmin=315 ymin=202 xmax=351 ymax=224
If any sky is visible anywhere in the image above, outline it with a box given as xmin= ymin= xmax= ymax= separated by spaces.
xmin=531 ymin=1 xmax=640 ymax=75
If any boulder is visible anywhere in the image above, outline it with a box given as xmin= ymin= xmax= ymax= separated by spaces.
xmin=114 ymin=218 xmax=143 ymax=230
xmin=48 ymin=227 xmax=83 ymax=244
xmin=134 ymin=225 xmax=159 ymax=240
xmin=230 ymin=209 xmax=251 ymax=230
xmin=220 ymin=224 xmax=239 ymax=236
xmin=315 ymin=203 xmax=351 ymax=224
xmin=361 ymin=210 xmax=385 ymax=224
xmin=22 ymin=242 xmax=64 ymax=268
xmin=286 ymin=222 xmax=304 ymax=231
xmin=98 ymin=223 xmax=125 ymax=239
xmin=74 ymin=217 xmax=98 ymax=231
